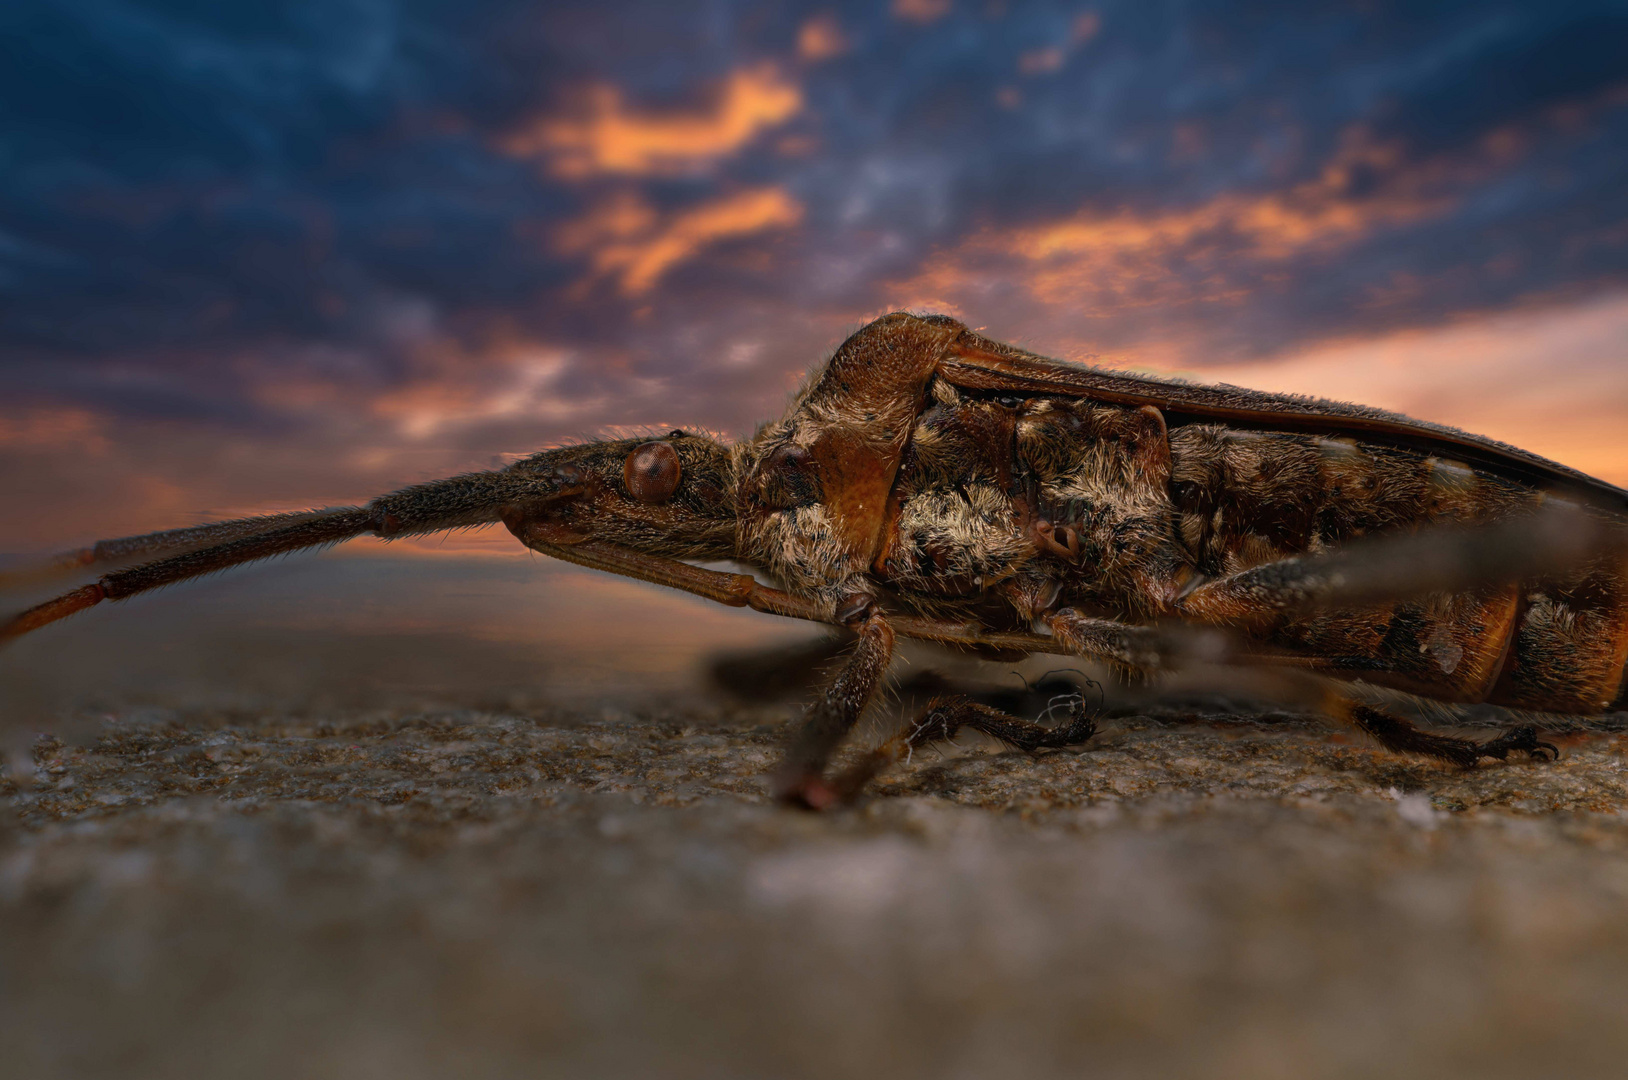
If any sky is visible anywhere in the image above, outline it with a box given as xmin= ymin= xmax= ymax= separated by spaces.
xmin=2 ymin=0 xmax=1627 ymax=560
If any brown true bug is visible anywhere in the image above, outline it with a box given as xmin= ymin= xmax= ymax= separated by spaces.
xmin=5 ymin=312 xmax=1626 ymax=808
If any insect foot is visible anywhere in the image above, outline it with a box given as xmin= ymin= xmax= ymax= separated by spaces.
xmin=1346 ymin=704 xmax=1560 ymax=770
xmin=1473 ymin=724 xmax=1561 ymax=765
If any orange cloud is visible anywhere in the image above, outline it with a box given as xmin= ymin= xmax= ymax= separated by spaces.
xmin=560 ymin=187 xmax=804 ymax=296
xmin=1071 ymin=12 xmax=1101 ymax=43
xmin=893 ymin=0 xmax=951 ymax=24
xmin=0 ymin=407 xmax=110 ymax=454
xmin=1197 ymin=290 xmax=1628 ymax=486
xmin=1018 ymin=46 xmax=1066 ymax=76
xmin=504 ymin=64 xmax=801 ymax=178
xmin=552 ymin=189 xmax=659 ymax=254
xmin=362 ymin=332 xmax=595 ymax=440
xmin=797 ymin=14 xmax=848 ymax=61
xmin=1015 ymin=12 xmax=1099 ymax=80
xmin=893 ymin=131 xmax=1462 ymax=318
xmin=1014 ymin=139 xmax=1442 ymax=267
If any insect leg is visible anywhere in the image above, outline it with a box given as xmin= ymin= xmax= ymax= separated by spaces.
xmin=510 ymin=535 xmax=831 ymax=622
xmin=829 ymin=691 xmax=1099 ymax=801
xmin=1048 ymin=610 xmax=1169 ymax=672
xmin=708 ymin=634 xmax=857 ymax=701
xmin=772 ymin=611 xmax=895 ymax=809
xmin=1331 ymin=698 xmax=1558 ymax=768
xmin=1170 ymin=544 xmax=1574 ymax=766
xmin=906 ymin=692 xmax=1099 ymax=752
xmin=1177 ymin=505 xmax=1617 ymax=627
xmin=1047 ymin=608 xmax=1559 ymax=769
xmin=1046 ymin=608 xmax=1245 ymax=675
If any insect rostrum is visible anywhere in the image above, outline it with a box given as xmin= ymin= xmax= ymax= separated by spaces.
xmin=7 ymin=312 xmax=1626 ymax=808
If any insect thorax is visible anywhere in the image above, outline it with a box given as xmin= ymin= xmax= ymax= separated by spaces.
xmin=737 ymin=374 xmax=1188 ymax=623
xmin=873 ymin=381 xmax=1183 ymax=623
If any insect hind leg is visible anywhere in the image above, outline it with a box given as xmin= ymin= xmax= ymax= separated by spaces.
xmin=1338 ymin=700 xmax=1558 ymax=768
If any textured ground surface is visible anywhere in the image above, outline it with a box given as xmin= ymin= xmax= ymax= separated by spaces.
xmin=7 ymin=690 xmax=1628 ymax=1080
xmin=6 ymin=555 xmax=1628 ymax=1079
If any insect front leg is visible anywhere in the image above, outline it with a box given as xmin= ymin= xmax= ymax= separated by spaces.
xmin=772 ymin=609 xmax=895 ymax=809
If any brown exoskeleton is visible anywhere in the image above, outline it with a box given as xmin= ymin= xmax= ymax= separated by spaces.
xmin=6 ymin=312 xmax=1627 ymax=807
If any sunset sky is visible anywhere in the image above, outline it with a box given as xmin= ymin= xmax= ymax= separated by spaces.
xmin=2 ymin=1 xmax=1626 ymax=570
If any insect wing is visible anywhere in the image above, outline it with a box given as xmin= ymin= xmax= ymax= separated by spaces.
xmin=939 ymin=335 xmax=1628 ymax=511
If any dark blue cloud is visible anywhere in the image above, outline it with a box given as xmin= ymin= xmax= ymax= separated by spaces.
xmin=0 ymin=0 xmax=403 ymax=175
xmin=1 ymin=0 xmax=1625 ymax=440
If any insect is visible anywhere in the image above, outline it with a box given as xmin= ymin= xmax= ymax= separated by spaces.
xmin=5 ymin=312 xmax=1626 ymax=808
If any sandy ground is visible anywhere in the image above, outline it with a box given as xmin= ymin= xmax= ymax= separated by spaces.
xmin=5 ymin=554 xmax=1628 ymax=1078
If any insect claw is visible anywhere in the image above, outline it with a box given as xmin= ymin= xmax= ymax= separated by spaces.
xmin=774 ymin=772 xmax=840 ymax=811
xmin=1474 ymin=724 xmax=1561 ymax=765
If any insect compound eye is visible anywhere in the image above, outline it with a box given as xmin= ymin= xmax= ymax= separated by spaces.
xmin=624 ymin=441 xmax=682 ymax=504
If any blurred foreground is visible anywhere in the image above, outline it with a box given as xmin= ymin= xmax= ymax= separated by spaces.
xmin=4 ymin=551 xmax=1628 ymax=1078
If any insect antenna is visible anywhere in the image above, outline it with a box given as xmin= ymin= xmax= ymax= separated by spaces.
xmin=0 ymin=511 xmax=341 ymax=592
xmin=1 ymin=468 xmax=564 ymax=643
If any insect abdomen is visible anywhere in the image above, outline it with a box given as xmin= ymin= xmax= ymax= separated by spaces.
xmin=1169 ymin=425 xmax=1628 ymax=712
xmin=1488 ymin=560 xmax=1628 ymax=712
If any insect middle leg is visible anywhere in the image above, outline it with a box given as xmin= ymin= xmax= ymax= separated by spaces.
xmin=829 ymin=691 xmax=1100 ymax=801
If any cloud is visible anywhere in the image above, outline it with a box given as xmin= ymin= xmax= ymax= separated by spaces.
xmin=1196 ymin=290 xmax=1628 ymax=486
xmin=882 ymin=118 xmax=1574 ymax=359
xmin=1015 ymin=132 xmax=1453 ymax=270
xmin=502 ymin=63 xmax=802 ymax=178
xmin=0 ymin=407 xmax=111 ymax=455
xmin=1016 ymin=13 xmax=1099 ymax=78
xmin=797 ymin=14 xmax=848 ymax=62
xmin=892 ymin=0 xmax=951 ymax=26
xmin=5 ymin=0 xmax=1628 ymax=563
xmin=560 ymin=187 xmax=804 ymax=295
xmin=370 ymin=347 xmax=577 ymax=439
xmin=1017 ymin=47 xmax=1065 ymax=77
